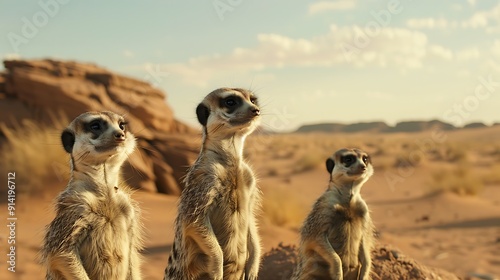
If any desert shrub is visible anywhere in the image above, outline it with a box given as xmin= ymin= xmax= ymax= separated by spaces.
xmin=433 ymin=144 xmax=468 ymax=163
xmin=0 ymin=117 xmax=69 ymax=194
xmin=372 ymin=156 xmax=392 ymax=171
xmin=292 ymin=151 xmax=324 ymax=173
xmin=266 ymin=167 xmax=279 ymax=177
xmin=429 ymin=165 xmax=484 ymax=196
xmin=393 ymin=151 xmax=423 ymax=168
xmin=261 ymin=187 xmax=307 ymax=228
xmin=272 ymin=150 xmax=294 ymax=160
xmin=482 ymin=164 xmax=500 ymax=185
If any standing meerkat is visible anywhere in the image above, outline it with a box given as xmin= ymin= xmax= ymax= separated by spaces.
xmin=293 ymin=148 xmax=375 ymax=280
xmin=164 ymin=88 xmax=262 ymax=280
xmin=41 ymin=111 xmax=142 ymax=280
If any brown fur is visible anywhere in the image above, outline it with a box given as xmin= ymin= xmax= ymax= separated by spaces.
xmin=294 ymin=148 xmax=375 ymax=280
xmin=164 ymin=88 xmax=262 ymax=280
xmin=40 ymin=111 xmax=142 ymax=280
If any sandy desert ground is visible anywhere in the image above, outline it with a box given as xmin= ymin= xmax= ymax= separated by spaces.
xmin=1 ymin=126 xmax=500 ymax=279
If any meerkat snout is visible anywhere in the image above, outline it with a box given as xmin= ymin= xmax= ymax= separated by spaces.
xmin=114 ymin=130 xmax=126 ymax=141
xmin=251 ymin=107 xmax=260 ymax=116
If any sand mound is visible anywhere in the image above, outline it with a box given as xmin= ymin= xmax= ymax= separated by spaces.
xmin=258 ymin=243 xmax=460 ymax=280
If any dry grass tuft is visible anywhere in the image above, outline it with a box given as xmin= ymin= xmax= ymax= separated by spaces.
xmin=372 ymin=156 xmax=393 ymax=171
xmin=394 ymin=152 xmax=423 ymax=168
xmin=0 ymin=116 xmax=69 ymax=194
xmin=292 ymin=152 xmax=324 ymax=173
xmin=261 ymin=187 xmax=308 ymax=228
xmin=429 ymin=164 xmax=484 ymax=196
xmin=482 ymin=164 xmax=500 ymax=185
xmin=437 ymin=144 xmax=468 ymax=163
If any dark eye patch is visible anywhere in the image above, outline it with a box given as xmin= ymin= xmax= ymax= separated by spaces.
xmin=219 ymin=95 xmax=243 ymax=114
xmin=84 ymin=118 xmax=108 ymax=139
xmin=340 ymin=154 xmax=356 ymax=167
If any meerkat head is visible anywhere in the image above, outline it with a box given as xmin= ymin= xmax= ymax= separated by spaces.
xmin=61 ymin=111 xmax=136 ymax=167
xmin=195 ymin=88 xmax=260 ymax=138
xmin=326 ymin=148 xmax=373 ymax=185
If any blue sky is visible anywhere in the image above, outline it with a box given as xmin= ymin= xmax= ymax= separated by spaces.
xmin=1 ymin=0 xmax=499 ymax=131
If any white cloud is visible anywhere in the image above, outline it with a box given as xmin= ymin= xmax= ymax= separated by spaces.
xmin=456 ymin=48 xmax=480 ymax=61
xmin=122 ymin=50 xmax=135 ymax=58
xmin=491 ymin=40 xmax=500 ymax=58
xmin=428 ymin=45 xmax=454 ymax=60
xmin=406 ymin=18 xmax=453 ymax=29
xmin=462 ymin=4 xmax=500 ymax=31
xmin=308 ymin=0 xmax=356 ymax=15
xmin=407 ymin=3 xmax=500 ymax=31
xmin=160 ymin=25 xmax=455 ymax=86
xmin=3 ymin=53 xmax=21 ymax=60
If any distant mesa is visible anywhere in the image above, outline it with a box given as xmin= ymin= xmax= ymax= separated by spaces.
xmin=390 ymin=120 xmax=456 ymax=133
xmin=463 ymin=122 xmax=487 ymax=129
xmin=296 ymin=122 xmax=390 ymax=133
xmin=296 ymin=119 xmax=497 ymax=133
xmin=0 ymin=58 xmax=198 ymax=195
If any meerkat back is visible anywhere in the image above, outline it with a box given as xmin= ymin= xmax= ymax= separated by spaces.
xmin=40 ymin=111 xmax=142 ymax=280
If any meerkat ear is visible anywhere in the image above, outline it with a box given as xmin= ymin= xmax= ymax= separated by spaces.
xmin=61 ymin=129 xmax=75 ymax=153
xmin=196 ymin=103 xmax=210 ymax=126
xmin=326 ymin=158 xmax=335 ymax=174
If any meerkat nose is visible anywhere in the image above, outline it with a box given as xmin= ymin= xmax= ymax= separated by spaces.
xmin=251 ymin=108 xmax=260 ymax=116
xmin=114 ymin=131 xmax=125 ymax=141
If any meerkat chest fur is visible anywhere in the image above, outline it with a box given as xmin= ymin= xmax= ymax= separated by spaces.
xmin=328 ymin=193 xmax=370 ymax=264
xmin=209 ymin=159 xmax=257 ymax=244
xmin=75 ymin=183 xmax=139 ymax=276
xmin=182 ymin=151 xmax=258 ymax=256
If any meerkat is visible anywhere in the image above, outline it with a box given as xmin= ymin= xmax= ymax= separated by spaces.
xmin=164 ymin=88 xmax=262 ymax=280
xmin=40 ymin=111 xmax=142 ymax=280
xmin=293 ymin=148 xmax=375 ymax=280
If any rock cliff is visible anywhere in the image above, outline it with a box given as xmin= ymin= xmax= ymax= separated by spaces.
xmin=0 ymin=59 xmax=199 ymax=194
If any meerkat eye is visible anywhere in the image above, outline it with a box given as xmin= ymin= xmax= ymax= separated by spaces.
xmin=89 ymin=121 xmax=101 ymax=131
xmin=119 ymin=122 xmax=127 ymax=131
xmin=250 ymin=97 xmax=257 ymax=104
xmin=362 ymin=155 xmax=369 ymax=164
xmin=224 ymin=97 xmax=238 ymax=107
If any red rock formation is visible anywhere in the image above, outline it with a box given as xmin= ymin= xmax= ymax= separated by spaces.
xmin=0 ymin=59 xmax=199 ymax=194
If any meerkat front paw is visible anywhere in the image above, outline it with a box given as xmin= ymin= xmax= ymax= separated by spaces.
xmin=213 ymin=269 xmax=223 ymax=280
xmin=244 ymin=267 xmax=259 ymax=280
xmin=245 ymin=274 xmax=258 ymax=280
